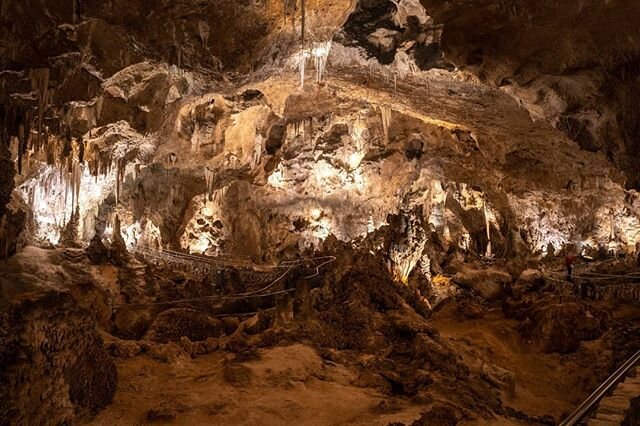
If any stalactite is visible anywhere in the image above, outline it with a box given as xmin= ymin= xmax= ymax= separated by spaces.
xmin=251 ymin=133 xmax=263 ymax=169
xmin=300 ymin=0 xmax=306 ymax=46
xmin=17 ymin=122 xmax=24 ymax=175
xmin=78 ymin=136 xmax=85 ymax=163
xmin=205 ymin=166 xmax=214 ymax=201
xmin=198 ymin=20 xmax=210 ymax=49
xmin=115 ymin=157 xmax=126 ymax=204
xmin=191 ymin=123 xmax=201 ymax=152
xmin=380 ymin=106 xmax=391 ymax=144
xmin=295 ymin=42 xmax=332 ymax=88
xmin=312 ymin=42 xmax=331 ymax=83
xmin=213 ymin=185 xmax=228 ymax=208
xmin=484 ymin=200 xmax=492 ymax=258
xmin=299 ymin=53 xmax=307 ymax=88
xmin=29 ymin=68 xmax=50 ymax=152
xmin=171 ymin=24 xmax=182 ymax=69
xmin=73 ymin=160 xmax=81 ymax=211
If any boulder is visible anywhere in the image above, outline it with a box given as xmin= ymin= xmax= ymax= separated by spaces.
xmin=147 ymin=342 xmax=191 ymax=364
xmin=146 ymin=401 xmax=188 ymax=422
xmin=144 ymin=308 xmax=224 ymax=343
xmin=222 ymin=364 xmax=253 ymax=386
xmin=511 ymin=269 xmax=545 ymax=298
xmin=409 ymin=405 xmax=462 ymax=426
xmin=112 ymin=305 xmax=155 ymax=339
xmin=452 ymin=267 xmax=512 ymax=300
xmin=520 ymin=299 xmax=605 ymax=353
xmin=481 ymin=362 xmax=516 ymax=394
xmin=222 ymin=316 xmax=240 ymax=335
xmin=517 ymin=269 xmax=544 ymax=286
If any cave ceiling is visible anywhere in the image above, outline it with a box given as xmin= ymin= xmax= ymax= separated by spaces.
xmin=1 ymin=0 xmax=639 ymax=260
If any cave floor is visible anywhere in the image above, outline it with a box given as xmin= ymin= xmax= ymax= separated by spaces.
xmin=88 ymin=343 xmax=426 ymax=426
xmin=88 ymin=302 xmax=640 ymax=425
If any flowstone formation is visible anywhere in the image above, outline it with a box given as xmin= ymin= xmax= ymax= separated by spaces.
xmin=1 ymin=0 xmax=640 ymax=424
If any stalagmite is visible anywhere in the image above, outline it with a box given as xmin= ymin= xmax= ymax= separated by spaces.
xmin=609 ymin=209 xmax=616 ymax=241
xmin=389 ymin=211 xmax=428 ymax=284
xmin=110 ymin=214 xmax=130 ymax=265
xmin=60 ymin=206 xmax=80 ymax=247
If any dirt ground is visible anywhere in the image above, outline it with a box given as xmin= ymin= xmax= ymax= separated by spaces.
xmin=430 ymin=302 xmax=640 ymax=422
xmin=87 ymin=301 xmax=640 ymax=425
xmin=88 ymin=344 xmax=427 ymax=426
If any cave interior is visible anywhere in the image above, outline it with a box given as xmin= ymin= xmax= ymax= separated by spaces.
xmin=1 ymin=0 xmax=640 ymax=425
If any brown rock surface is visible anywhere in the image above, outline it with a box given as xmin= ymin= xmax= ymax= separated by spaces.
xmin=0 ymin=255 xmax=117 ymax=424
xmin=144 ymin=308 xmax=225 ymax=343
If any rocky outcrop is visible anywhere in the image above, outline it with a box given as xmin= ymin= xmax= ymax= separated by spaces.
xmin=0 ymin=143 xmax=14 ymax=224
xmin=0 ymin=193 xmax=29 ymax=259
xmin=452 ymin=265 xmax=513 ymax=300
xmin=0 ymin=247 xmax=117 ymax=423
xmin=0 ymin=250 xmax=117 ymax=424
xmin=144 ymin=308 xmax=225 ymax=343
xmin=511 ymin=268 xmax=545 ymax=298
xmin=505 ymin=294 xmax=607 ymax=354
xmin=1 ymin=0 xmax=638 ymax=269
xmin=0 ymin=287 xmax=116 ymax=424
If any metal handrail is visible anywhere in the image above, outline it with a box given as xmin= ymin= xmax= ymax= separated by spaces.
xmin=560 ymin=349 xmax=640 ymax=426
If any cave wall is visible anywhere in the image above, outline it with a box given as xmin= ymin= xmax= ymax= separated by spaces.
xmin=417 ymin=0 xmax=640 ymax=188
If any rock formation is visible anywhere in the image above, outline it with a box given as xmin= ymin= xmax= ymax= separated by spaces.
xmin=1 ymin=0 xmax=639 ymax=424
xmin=0 ymin=248 xmax=116 ymax=423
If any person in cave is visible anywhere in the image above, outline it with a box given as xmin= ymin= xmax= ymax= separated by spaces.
xmin=565 ymin=254 xmax=578 ymax=283
xmin=215 ymin=269 xmax=225 ymax=293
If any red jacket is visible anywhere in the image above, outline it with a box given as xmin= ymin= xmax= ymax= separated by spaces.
xmin=565 ymin=255 xmax=578 ymax=267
